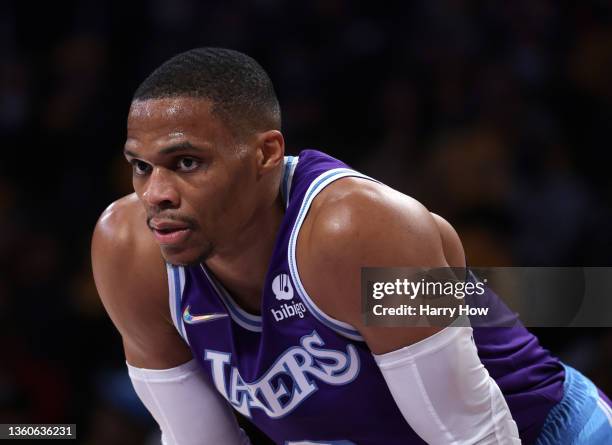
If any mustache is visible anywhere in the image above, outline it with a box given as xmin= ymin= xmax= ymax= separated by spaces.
xmin=146 ymin=213 xmax=198 ymax=229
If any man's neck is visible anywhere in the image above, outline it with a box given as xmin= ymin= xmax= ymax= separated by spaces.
xmin=204 ymin=194 xmax=285 ymax=314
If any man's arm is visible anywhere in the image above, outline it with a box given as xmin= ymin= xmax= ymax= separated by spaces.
xmin=91 ymin=194 xmax=191 ymax=367
xmin=91 ymin=194 xmax=249 ymax=445
xmin=297 ymin=178 xmax=520 ymax=444
xmin=297 ymin=178 xmax=451 ymax=351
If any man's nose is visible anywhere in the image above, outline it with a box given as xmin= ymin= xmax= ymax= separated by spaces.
xmin=142 ymin=167 xmax=180 ymax=209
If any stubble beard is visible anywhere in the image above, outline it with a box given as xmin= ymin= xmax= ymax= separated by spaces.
xmin=162 ymin=241 xmax=214 ymax=267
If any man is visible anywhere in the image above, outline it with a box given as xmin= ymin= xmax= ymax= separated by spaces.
xmin=92 ymin=48 xmax=612 ymax=444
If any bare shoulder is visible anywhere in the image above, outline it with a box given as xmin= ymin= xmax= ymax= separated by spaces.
xmin=92 ymin=193 xmax=190 ymax=367
xmin=296 ymin=178 xmax=463 ymax=348
xmin=430 ymin=212 xmax=465 ymax=268
xmin=93 ymin=193 xmax=146 ymax=248
xmin=299 ymin=177 xmax=449 ymax=269
xmin=92 ymin=193 xmax=163 ymax=292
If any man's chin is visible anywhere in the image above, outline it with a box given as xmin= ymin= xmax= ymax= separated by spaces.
xmin=160 ymin=244 xmax=211 ymax=267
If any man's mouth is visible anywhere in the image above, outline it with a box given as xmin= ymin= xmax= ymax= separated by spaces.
xmin=149 ymin=219 xmax=192 ymax=246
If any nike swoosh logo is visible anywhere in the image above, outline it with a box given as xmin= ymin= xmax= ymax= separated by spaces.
xmin=183 ymin=305 xmax=228 ymax=324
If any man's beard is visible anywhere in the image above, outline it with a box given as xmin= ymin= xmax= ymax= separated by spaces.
xmin=161 ymin=241 xmax=213 ymax=267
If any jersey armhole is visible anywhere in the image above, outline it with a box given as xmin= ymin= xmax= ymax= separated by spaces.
xmin=287 ymin=168 xmax=379 ymax=342
xmin=166 ymin=263 xmax=190 ymax=345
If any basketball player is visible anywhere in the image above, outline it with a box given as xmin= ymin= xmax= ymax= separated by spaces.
xmin=91 ymin=48 xmax=612 ymax=444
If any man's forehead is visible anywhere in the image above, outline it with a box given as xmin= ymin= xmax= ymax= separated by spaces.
xmin=125 ymin=97 xmax=233 ymax=151
xmin=128 ymin=97 xmax=214 ymax=121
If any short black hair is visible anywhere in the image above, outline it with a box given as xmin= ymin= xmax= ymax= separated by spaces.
xmin=133 ymin=47 xmax=281 ymax=136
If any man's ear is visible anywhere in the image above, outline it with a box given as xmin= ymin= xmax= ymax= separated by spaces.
xmin=255 ymin=130 xmax=285 ymax=174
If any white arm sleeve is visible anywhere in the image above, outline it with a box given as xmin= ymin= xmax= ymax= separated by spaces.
xmin=373 ymin=324 xmax=521 ymax=445
xmin=127 ymin=359 xmax=251 ymax=445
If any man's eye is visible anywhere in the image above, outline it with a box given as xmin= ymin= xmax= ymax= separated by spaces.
xmin=132 ymin=160 xmax=151 ymax=175
xmin=177 ymin=157 xmax=199 ymax=172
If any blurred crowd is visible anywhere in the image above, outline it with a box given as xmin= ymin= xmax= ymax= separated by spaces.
xmin=1 ymin=1 xmax=611 ymax=443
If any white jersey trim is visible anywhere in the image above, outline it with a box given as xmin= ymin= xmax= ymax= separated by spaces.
xmin=166 ymin=263 xmax=189 ymax=345
xmin=288 ymin=167 xmax=377 ymax=342
xmin=199 ymin=264 xmax=263 ymax=333
xmin=281 ymin=155 xmax=299 ymax=208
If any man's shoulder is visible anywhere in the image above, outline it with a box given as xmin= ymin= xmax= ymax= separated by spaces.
xmin=94 ymin=193 xmax=146 ymax=248
xmin=91 ymin=194 xmax=191 ymax=367
xmin=92 ymin=193 xmax=166 ymax=300
xmin=303 ymin=177 xmax=440 ymax=258
xmin=296 ymin=177 xmax=451 ymax=325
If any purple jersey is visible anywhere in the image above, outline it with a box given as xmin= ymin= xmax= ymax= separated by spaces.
xmin=166 ymin=149 xmax=564 ymax=444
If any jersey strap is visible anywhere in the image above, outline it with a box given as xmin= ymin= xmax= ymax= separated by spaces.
xmin=166 ymin=263 xmax=189 ymax=344
xmin=288 ymin=167 xmax=378 ymax=341
xmin=281 ymin=155 xmax=299 ymax=208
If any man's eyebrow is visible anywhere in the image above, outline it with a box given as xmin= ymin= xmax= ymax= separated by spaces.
xmin=159 ymin=141 xmax=208 ymax=155
xmin=123 ymin=142 xmax=209 ymax=158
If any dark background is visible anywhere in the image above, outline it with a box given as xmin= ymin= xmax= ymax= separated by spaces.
xmin=1 ymin=1 xmax=611 ymax=443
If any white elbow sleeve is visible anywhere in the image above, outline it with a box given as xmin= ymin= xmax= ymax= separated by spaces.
xmin=127 ymin=359 xmax=250 ymax=445
xmin=373 ymin=324 xmax=520 ymax=445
